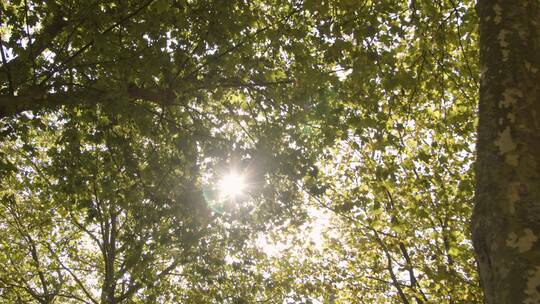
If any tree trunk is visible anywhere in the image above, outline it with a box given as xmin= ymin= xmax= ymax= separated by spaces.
xmin=473 ymin=0 xmax=540 ymax=303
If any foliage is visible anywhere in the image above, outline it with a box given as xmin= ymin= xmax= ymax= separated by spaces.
xmin=0 ymin=0 xmax=481 ymax=303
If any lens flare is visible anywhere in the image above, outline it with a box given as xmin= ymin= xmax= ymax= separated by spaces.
xmin=218 ymin=171 xmax=246 ymax=198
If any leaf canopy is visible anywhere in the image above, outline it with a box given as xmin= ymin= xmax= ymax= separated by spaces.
xmin=0 ymin=0 xmax=480 ymax=303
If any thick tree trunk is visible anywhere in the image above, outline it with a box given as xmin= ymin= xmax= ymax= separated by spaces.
xmin=473 ymin=0 xmax=540 ymax=303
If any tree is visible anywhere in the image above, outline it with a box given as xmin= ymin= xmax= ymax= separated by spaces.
xmin=286 ymin=0 xmax=480 ymax=302
xmin=472 ymin=0 xmax=540 ymax=303
xmin=1 ymin=1 xmax=335 ymax=302
xmin=0 ymin=107 xmax=214 ymax=303
xmin=0 ymin=0 xmax=504 ymax=303
xmin=0 ymin=0 xmax=335 ymax=118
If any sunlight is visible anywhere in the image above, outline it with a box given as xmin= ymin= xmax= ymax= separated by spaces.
xmin=255 ymin=207 xmax=332 ymax=258
xmin=218 ymin=171 xmax=246 ymax=199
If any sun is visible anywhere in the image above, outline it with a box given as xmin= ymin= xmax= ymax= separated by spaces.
xmin=218 ymin=171 xmax=246 ymax=199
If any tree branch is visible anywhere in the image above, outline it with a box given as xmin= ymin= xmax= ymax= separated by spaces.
xmin=4 ymin=13 xmax=68 ymax=87
xmin=39 ymin=0 xmax=156 ymax=85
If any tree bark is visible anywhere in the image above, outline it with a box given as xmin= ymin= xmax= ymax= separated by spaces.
xmin=473 ymin=0 xmax=540 ymax=303
xmin=0 ymin=85 xmax=176 ymax=119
